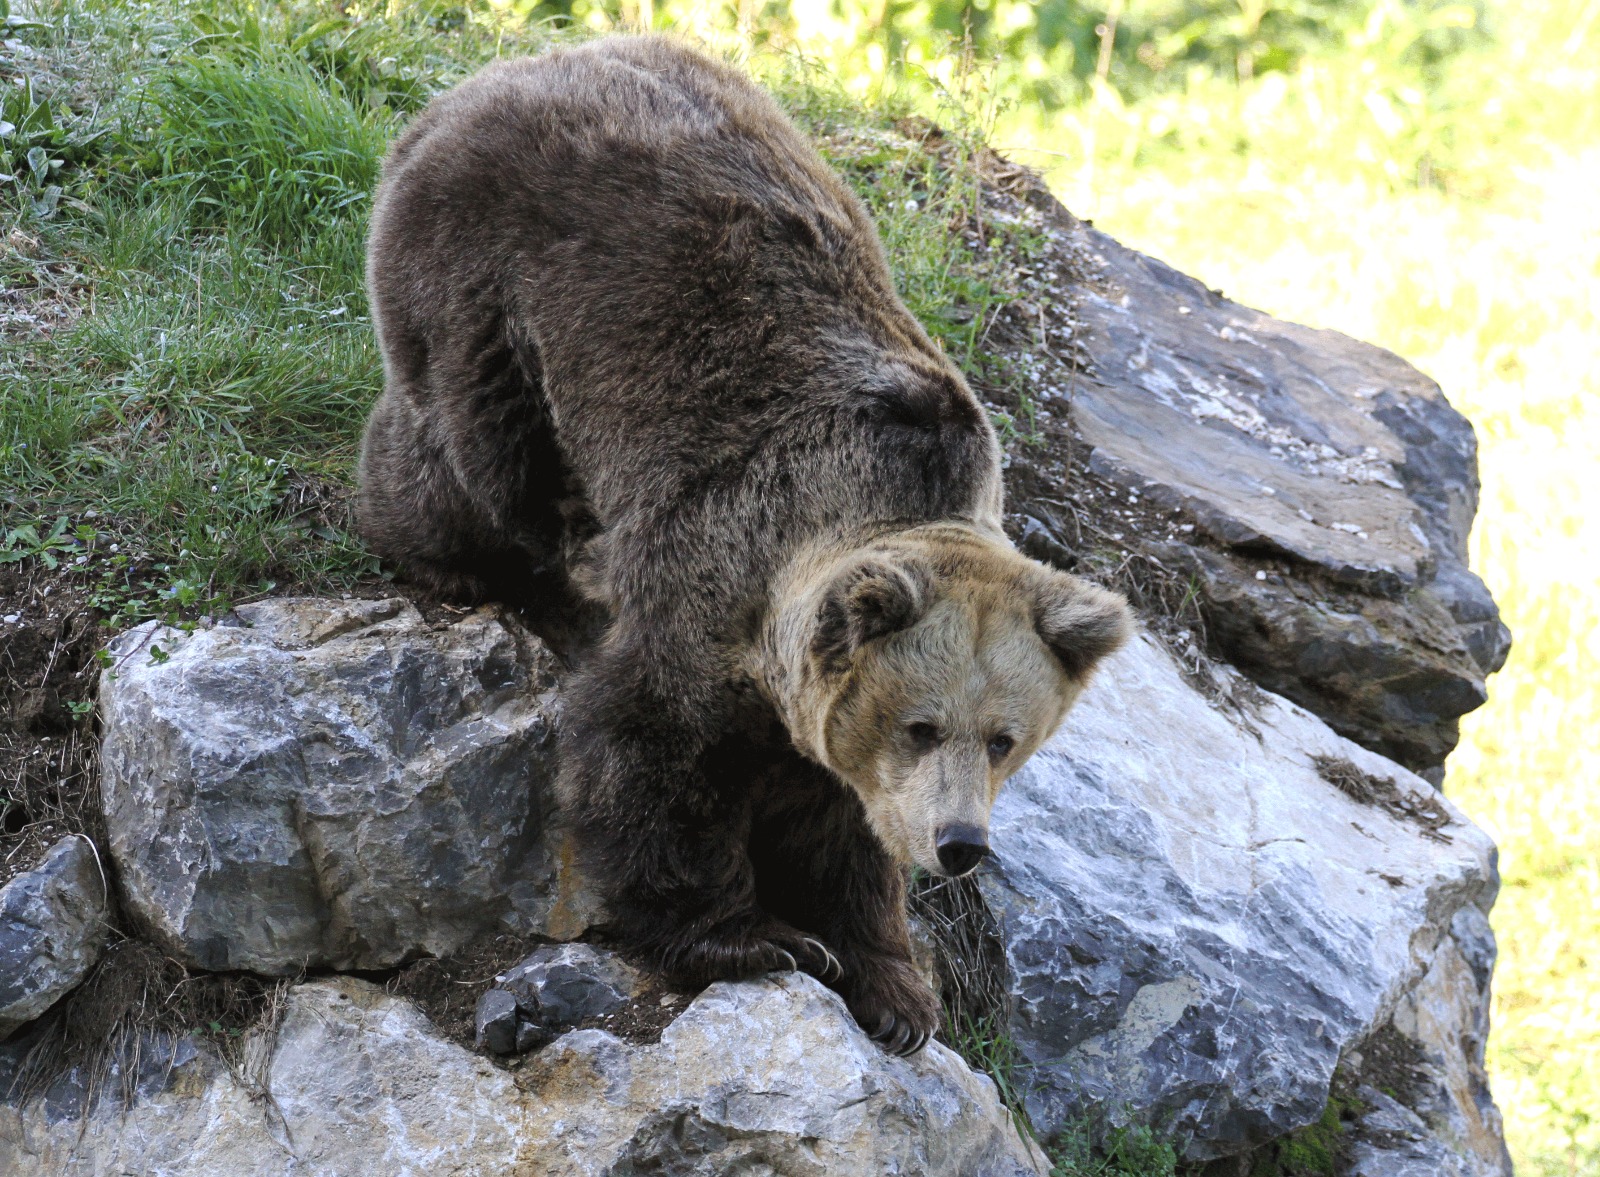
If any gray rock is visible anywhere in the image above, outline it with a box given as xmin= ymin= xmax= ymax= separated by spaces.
xmin=500 ymin=941 xmax=639 ymax=1028
xmin=1348 ymin=906 xmax=1512 ymax=1176
xmin=98 ymin=597 xmax=599 ymax=973
xmin=473 ymin=987 xmax=520 ymax=1055
xmin=980 ymin=634 xmax=1503 ymax=1166
xmin=514 ymin=1019 xmax=547 ymax=1053
xmin=0 ymin=975 xmax=1050 ymax=1176
xmin=0 ymin=837 xmax=109 ymax=1039
xmin=996 ymin=185 xmax=1508 ymax=772
xmin=1345 ymin=1087 xmax=1478 ymax=1177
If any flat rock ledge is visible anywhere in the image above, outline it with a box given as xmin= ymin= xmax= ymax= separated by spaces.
xmin=989 ymin=175 xmax=1510 ymax=776
xmin=0 ymin=972 xmax=1049 ymax=1177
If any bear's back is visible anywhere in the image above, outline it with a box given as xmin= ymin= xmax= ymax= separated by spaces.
xmin=368 ymin=36 xmax=1000 ymax=557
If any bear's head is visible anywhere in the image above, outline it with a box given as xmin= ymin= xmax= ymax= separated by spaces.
xmin=767 ymin=524 xmax=1132 ymax=877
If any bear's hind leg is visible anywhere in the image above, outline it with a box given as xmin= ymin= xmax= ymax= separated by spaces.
xmin=357 ymin=391 xmax=530 ymax=596
xmin=749 ymin=755 xmax=941 ymax=1055
xmin=357 ymin=383 xmax=602 ymax=656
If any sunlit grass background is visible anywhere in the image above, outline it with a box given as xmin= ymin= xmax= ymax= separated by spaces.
xmin=2 ymin=0 xmax=1593 ymax=1171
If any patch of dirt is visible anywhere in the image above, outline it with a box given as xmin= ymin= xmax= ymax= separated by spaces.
xmin=565 ymin=979 xmax=690 ymax=1048
xmin=0 ymin=229 xmax=90 ymax=345
xmin=1313 ymin=754 xmax=1453 ymax=843
xmin=387 ymin=933 xmax=694 ymax=1062
xmin=384 ymin=931 xmax=551 ymax=1045
xmin=1349 ymin=1020 xmax=1431 ymax=1139
xmin=0 ymin=559 xmax=103 ymax=887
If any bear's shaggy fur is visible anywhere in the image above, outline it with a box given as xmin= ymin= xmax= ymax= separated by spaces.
xmin=359 ymin=35 xmax=1130 ymax=1053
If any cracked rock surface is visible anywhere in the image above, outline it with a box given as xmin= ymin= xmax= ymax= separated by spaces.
xmin=97 ymin=597 xmax=597 ymax=973
xmin=0 ymin=973 xmax=1049 ymax=1176
xmin=980 ymin=635 xmax=1504 ymax=1168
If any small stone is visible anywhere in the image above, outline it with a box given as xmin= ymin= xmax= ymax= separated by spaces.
xmin=473 ymin=989 xmax=519 ymax=1055
xmin=0 ymin=837 xmax=110 ymax=1039
xmin=501 ymin=943 xmax=638 ymax=1028
xmin=513 ymin=1019 xmax=547 ymax=1053
xmin=1255 ymin=570 xmax=1268 ymax=581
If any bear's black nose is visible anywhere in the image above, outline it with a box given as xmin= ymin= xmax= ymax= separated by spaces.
xmin=935 ymin=824 xmax=989 ymax=876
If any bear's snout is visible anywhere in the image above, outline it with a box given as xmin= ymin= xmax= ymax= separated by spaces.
xmin=934 ymin=823 xmax=990 ymax=876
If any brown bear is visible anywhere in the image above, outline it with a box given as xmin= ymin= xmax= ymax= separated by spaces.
xmin=358 ymin=34 xmax=1131 ymax=1055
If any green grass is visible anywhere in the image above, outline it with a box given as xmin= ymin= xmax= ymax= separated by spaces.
xmin=143 ymin=52 xmax=385 ymax=241
xmin=2 ymin=0 xmax=1030 ymax=619
xmin=0 ymin=0 xmax=518 ymax=606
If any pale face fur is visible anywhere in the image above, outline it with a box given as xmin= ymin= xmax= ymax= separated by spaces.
xmin=761 ymin=526 xmax=1132 ymax=876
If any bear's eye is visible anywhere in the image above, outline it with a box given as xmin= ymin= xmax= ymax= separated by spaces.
xmin=906 ymin=722 xmax=943 ymax=751
xmin=987 ymin=733 xmax=1016 ymax=761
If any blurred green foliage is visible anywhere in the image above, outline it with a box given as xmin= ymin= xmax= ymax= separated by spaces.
xmin=502 ymin=0 xmax=1486 ymax=105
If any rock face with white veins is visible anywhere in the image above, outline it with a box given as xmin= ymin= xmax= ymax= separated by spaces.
xmin=97 ymin=597 xmax=598 ymax=973
xmin=978 ymin=635 xmax=1503 ymax=1168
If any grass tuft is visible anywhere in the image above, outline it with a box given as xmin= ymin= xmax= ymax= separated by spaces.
xmin=140 ymin=50 xmax=387 ymax=243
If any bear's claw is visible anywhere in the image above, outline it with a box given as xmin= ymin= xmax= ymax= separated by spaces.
xmin=802 ymin=937 xmax=844 ymax=983
xmin=871 ymin=1014 xmax=929 ymax=1056
xmin=654 ymin=915 xmax=846 ymax=988
xmin=843 ymin=954 xmax=941 ymax=1056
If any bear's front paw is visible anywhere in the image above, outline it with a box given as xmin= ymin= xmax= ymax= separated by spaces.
xmin=660 ymin=916 xmax=843 ymax=987
xmin=841 ymin=955 xmax=941 ymax=1056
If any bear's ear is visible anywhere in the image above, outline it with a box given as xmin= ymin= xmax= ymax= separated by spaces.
xmin=811 ymin=553 xmax=935 ymax=674
xmin=1034 ymin=572 xmax=1133 ymax=678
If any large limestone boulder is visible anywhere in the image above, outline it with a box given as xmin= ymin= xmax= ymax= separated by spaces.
xmin=979 ymin=633 xmax=1506 ymax=1171
xmin=990 ymin=177 xmax=1508 ymax=776
xmin=0 ymin=972 xmax=1049 ymax=1176
xmin=97 ymin=597 xmax=596 ymax=973
xmin=0 ymin=837 xmax=108 ymax=1039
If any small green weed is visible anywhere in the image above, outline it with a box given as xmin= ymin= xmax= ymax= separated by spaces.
xmin=0 ymin=75 xmax=109 ymax=220
xmin=1050 ymin=1120 xmax=1179 ymax=1177
xmin=1244 ymin=1093 xmax=1358 ymax=1176
xmin=0 ymin=515 xmax=86 ymax=567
